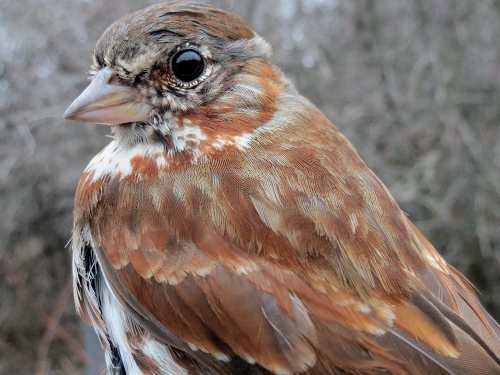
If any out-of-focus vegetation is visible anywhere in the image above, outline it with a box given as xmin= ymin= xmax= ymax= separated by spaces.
xmin=1 ymin=0 xmax=499 ymax=373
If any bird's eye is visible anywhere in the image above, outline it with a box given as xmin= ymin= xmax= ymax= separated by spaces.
xmin=171 ymin=49 xmax=204 ymax=83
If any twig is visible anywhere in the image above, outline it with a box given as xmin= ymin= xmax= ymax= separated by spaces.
xmin=35 ymin=277 xmax=74 ymax=375
xmin=0 ymin=249 xmax=93 ymax=371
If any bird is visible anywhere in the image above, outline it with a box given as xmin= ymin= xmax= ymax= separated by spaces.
xmin=63 ymin=2 xmax=500 ymax=375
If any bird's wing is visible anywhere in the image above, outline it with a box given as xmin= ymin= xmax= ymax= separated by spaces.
xmin=74 ymin=109 xmax=500 ymax=374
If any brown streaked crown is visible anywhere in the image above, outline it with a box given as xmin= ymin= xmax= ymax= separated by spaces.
xmin=94 ymin=3 xmax=255 ymax=64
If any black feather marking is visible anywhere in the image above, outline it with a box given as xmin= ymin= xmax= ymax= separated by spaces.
xmin=149 ymin=28 xmax=184 ymax=38
xmin=83 ymin=244 xmax=126 ymax=374
xmin=227 ymin=356 xmax=271 ymax=375
xmin=109 ymin=342 xmax=127 ymax=375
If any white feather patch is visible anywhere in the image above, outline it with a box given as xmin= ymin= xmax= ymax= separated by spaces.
xmin=100 ymin=277 xmax=190 ymax=375
xmin=85 ymin=139 xmax=167 ymax=182
xmin=170 ymin=125 xmax=207 ymax=153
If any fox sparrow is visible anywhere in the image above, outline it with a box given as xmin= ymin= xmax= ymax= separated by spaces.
xmin=64 ymin=3 xmax=500 ymax=374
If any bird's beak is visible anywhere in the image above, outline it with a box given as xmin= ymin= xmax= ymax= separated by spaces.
xmin=63 ymin=67 xmax=153 ymax=125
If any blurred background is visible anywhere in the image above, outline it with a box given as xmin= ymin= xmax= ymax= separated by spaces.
xmin=1 ymin=0 xmax=500 ymax=373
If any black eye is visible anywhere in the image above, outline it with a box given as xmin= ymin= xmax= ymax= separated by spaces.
xmin=171 ymin=49 xmax=204 ymax=82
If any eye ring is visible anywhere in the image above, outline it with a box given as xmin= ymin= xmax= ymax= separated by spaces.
xmin=171 ymin=49 xmax=205 ymax=83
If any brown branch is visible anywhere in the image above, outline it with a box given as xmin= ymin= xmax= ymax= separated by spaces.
xmin=35 ymin=277 xmax=74 ymax=375
xmin=0 ymin=249 xmax=94 ymax=372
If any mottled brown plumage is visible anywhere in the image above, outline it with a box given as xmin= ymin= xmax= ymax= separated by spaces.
xmin=64 ymin=3 xmax=500 ymax=374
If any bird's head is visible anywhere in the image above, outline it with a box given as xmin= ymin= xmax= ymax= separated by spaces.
xmin=64 ymin=3 xmax=286 ymax=160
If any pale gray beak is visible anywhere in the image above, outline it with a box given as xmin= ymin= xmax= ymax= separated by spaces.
xmin=63 ymin=67 xmax=153 ymax=125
